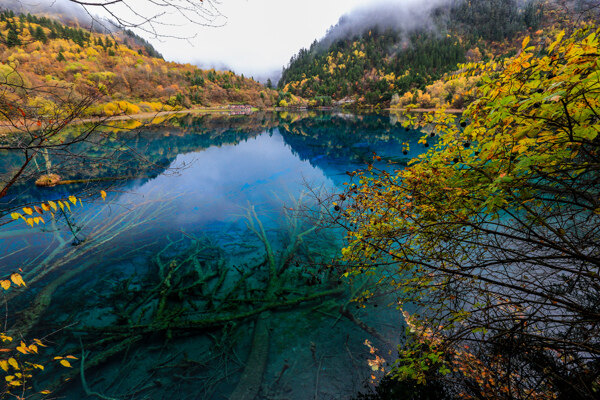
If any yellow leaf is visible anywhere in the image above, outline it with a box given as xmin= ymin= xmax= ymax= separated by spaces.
xmin=8 ymin=357 xmax=18 ymax=370
xmin=59 ymin=359 xmax=72 ymax=368
xmin=8 ymin=380 xmax=21 ymax=386
xmin=548 ymin=30 xmax=565 ymax=53
xmin=33 ymin=364 xmax=44 ymax=370
xmin=5 ymin=375 xmax=14 ymax=381
xmin=22 ymin=207 xmax=33 ymax=215
xmin=1 ymin=280 xmax=11 ymax=290
xmin=28 ymin=344 xmax=38 ymax=354
xmin=48 ymin=201 xmax=57 ymax=211
xmin=69 ymin=195 xmax=77 ymax=205
xmin=100 ymin=190 xmax=107 ymax=201
xmin=40 ymin=390 xmax=51 ymax=394
xmin=10 ymin=212 xmax=21 ymax=220
xmin=26 ymin=218 xmax=34 ymax=228
xmin=58 ymin=201 xmax=64 ymax=211
xmin=521 ymin=36 xmax=530 ymax=50
xmin=10 ymin=273 xmax=26 ymax=287
xmin=34 ymin=205 xmax=44 ymax=214
xmin=0 ymin=360 xmax=8 ymax=371
xmin=41 ymin=203 xmax=50 ymax=212
xmin=16 ymin=344 xmax=28 ymax=354
xmin=34 ymin=339 xmax=47 ymax=347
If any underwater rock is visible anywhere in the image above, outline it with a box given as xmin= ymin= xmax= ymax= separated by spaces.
xmin=35 ymin=173 xmax=61 ymax=187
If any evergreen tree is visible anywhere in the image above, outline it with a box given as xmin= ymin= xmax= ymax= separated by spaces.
xmin=34 ymin=26 xmax=47 ymax=43
xmin=6 ymin=28 xmax=21 ymax=48
xmin=56 ymin=51 xmax=65 ymax=62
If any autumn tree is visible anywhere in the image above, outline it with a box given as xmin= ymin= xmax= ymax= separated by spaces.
xmin=334 ymin=27 xmax=600 ymax=399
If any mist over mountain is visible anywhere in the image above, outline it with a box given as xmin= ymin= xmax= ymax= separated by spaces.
xmin=2 ymin=0 xmax=108 ymax=31
xmin=307 ymin=0 xmax=554 ymax=52
xmin=318 ymin=0 xmax=448 ymax=49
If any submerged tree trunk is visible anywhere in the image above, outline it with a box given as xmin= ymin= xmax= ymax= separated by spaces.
xmin=229 ymin=311 xmax=271 ymax=400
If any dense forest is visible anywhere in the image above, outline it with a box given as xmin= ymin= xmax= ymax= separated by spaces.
xmin=0 ymin=9 xmax=278 ymax=121
xmin=278 ymin=0 xmax=551 ymax=107
xmin=279 ymin=29 xmax=466 ymax=107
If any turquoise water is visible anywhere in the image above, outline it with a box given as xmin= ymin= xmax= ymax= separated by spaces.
xmin=0 ymin=112 xmax=425 ymax=399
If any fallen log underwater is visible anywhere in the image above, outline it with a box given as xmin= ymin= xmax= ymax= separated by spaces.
xmin=7 ymin=197 xmax=390 ymax=400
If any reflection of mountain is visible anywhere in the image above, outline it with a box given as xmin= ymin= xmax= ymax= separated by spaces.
xmin=1 ymin=112 xmax=424 ymax=207
xmin=276 ymin=113 xmax=425 ymax=181
xmin=0 ymin=114 xmax=276 ymax=207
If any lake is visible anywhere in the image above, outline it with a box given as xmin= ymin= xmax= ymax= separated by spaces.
xmin=0 ymin=112 xmax=425 ymax=399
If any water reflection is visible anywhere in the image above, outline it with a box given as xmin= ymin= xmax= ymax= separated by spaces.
xmin=0 ymin=112 xmax=425 ymax=399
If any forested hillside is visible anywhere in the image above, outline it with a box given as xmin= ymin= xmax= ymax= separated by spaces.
xmin=0 ymin=9 xmax=277 ymax=120
xmin=278 ymin=0 xmax=572 ymax=108
xmin=279 ymin=29 xmax=466 ymax=107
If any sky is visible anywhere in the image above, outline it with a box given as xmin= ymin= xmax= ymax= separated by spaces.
xmin=148 ymin=0 xmax=369 ymax=81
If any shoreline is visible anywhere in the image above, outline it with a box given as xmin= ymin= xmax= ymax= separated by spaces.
xmin=388 ymin=107 xmax=464 ymax=113
xmin=0 ymin=107 xmax=236 ymax=135
xmin=0 ymin=106 xmax=464 ymax=135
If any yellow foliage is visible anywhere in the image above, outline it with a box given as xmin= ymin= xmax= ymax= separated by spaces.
xmin=103 ymin=100 xmax=142 ymax=115
xmin=138 ymin=101 xmax=165 ymax=112
xmin=103 ymin=102 xmax=118 ymax=116
xmin=10 ymin=273 xmax=25 ymax=287
xmin=28 ymin=96 xmax=56 ymax=117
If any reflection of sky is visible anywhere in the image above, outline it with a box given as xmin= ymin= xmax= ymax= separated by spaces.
xmin=117 ymin=131 xmax=334 ymax=230
xmin=1 ymin=121 xmax=422 ymax=273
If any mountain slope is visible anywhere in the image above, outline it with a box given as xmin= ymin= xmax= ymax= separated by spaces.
xmin=0 ymin=9 xmax=277 ymax=121
xmin=278 ymin=0 xmax=551 ymax=108
xmin=279 ymin=29 xmax=465 ymax=107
